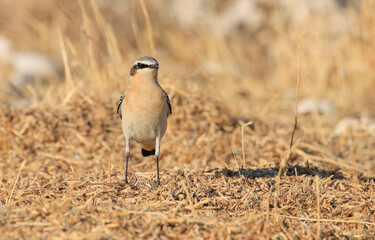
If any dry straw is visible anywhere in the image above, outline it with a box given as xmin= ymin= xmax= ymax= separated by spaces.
xmin=1 ymin=1 xmax=375 ymax=239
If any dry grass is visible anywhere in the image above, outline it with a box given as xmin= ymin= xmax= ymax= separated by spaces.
xmin=1 ymin=0 xmax=375 ymax=239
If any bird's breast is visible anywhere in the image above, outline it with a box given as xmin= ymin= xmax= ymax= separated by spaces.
xmin=121 ymin=85 xmax=167 ymax=142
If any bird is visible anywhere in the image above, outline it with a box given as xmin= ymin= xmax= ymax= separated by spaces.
xmin=117 ymin=56 xmax=172 ymax=186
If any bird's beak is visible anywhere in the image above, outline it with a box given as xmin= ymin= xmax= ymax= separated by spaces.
xmin=150 ymin=64 xmax=159 ymax=69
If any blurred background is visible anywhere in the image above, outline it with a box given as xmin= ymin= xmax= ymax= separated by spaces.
xmin=0 ymin=0 xmax=373 ymax=113
xmin=0 ymin=0 xmax=374 ymax=171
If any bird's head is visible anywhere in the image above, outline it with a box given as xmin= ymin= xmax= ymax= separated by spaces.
xmin=130 ymin=56 xmax=159 ymax=80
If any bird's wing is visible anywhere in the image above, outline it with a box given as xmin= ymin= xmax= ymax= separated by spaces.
xmin=164 ymin=91 xmax=172 ymax=116
xmin=117 ymin=92 xmax=125 ymax=119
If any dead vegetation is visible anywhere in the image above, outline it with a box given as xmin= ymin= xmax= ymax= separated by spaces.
xmin=0 ymin=0 xmax=375 ymax=239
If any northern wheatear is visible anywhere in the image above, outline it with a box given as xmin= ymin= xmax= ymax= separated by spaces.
xmin=117 ymin=56 xmax=172 ymax=186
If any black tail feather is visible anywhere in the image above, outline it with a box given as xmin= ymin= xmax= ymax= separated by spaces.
xmin=142 ymin=148 xmax=155 ymax=157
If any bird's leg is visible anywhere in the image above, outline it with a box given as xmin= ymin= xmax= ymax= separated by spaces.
xmin=156 ymin=155 xmax=160 ymax=186
xmin=125 ymin=138 xmax=130 ymax=184
xmin=125 ymin=152 xmax=129 ymax=184
xmin=155 ymin=137 xmax=161 ymax=186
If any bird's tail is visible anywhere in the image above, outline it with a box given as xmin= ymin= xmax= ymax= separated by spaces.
xmin=142 ymin=148 xmax=155 ymax=157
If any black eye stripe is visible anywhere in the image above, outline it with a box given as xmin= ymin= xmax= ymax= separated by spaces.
xmin=135 ymin=63 xmax=149 ymax=69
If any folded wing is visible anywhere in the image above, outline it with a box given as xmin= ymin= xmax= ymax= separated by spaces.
xmin=117 ymin=92 xmax=125 ymax=119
